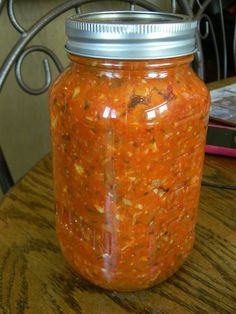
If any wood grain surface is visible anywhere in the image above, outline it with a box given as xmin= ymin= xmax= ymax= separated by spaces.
xmin=0 ymin=79 xmax=236 ymax=313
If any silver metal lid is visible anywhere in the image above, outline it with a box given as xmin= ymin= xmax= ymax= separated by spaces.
xmin=65 ymin=11 xmax=197 ymax=60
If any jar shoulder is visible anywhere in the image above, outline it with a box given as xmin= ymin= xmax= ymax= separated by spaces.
xmin=48 ymin=64 xmax=74 ymax=102
xmin=49 ymin=63 xmax=210 ymax=125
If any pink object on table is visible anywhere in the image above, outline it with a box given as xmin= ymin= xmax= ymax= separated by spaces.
xmin=205 ymin=145 xmax=236 ymax=157
xmin=205 ymin=123 xmax=236 ymax=157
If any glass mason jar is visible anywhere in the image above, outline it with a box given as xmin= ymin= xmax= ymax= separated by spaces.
xmin=49 ymin=11 xmax=210 ymax=291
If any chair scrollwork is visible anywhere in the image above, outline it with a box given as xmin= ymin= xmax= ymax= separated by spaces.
xmin=15 ymin=46 xmax=64 ymax=95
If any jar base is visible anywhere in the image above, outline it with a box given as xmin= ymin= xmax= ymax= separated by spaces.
xmin=59 ymin=238 xmax=194 ymax=292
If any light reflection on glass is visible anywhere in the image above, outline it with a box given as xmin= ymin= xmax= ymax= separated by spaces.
xmin=110 ymin=109 xmax=117 ymax=119
xmin=146 ymin=110 xmax=156 ymax=120
xmin=103 ymin=106 xmax=111 ymax=118
xmin=147 ymin=71 xmax=168 ymax=79
xmin=145 ymin=102 xmax=168 ymax=121
xmin=159 ymin=72 xmax=168 ymax=78
xmin=102 ymin=106 xmax=117 ymax=119
xmin=99 ymin=71 xmax=122 ymax=78
xmin=159 ymin=104 xmax=168 ymax=114
xmin=102 ymin=62 xmax=123 ymax=69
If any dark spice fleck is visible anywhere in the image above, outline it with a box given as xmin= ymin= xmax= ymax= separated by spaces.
xmin=61 ymin=133 xmax=71 ymax=141
xmin=162 ymin=85 xmax=175 ymax=101
xmin=61 ymin=103 xmax=68 ymax=112
xmin=96 ymin=112 xmax=101 ymax=120
xmin=90 ymin=128 xmax=96 ymax=134
xmin=160 ymin=128 xmax=167 ymax=134
xmin=128 ymin=94 xmax=150 ymax=108
xmin=154 ymin=85 xmax=175 ymax=101
xmin=84 ymin=100 xmax=90 ymax=110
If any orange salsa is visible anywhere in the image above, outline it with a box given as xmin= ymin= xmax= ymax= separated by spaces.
xmin=49 ymin=54 xmax=209 ymax=291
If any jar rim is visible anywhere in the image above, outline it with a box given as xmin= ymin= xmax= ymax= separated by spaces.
xmin=65 ymin=11 xmax=197 ymax=60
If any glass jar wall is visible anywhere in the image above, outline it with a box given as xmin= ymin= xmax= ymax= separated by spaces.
xmin=49 ymin=54 xmax=209 ymax=291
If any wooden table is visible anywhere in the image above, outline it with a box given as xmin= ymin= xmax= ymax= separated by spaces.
xmin=0 ymin=79 xmax=236 ymax=314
